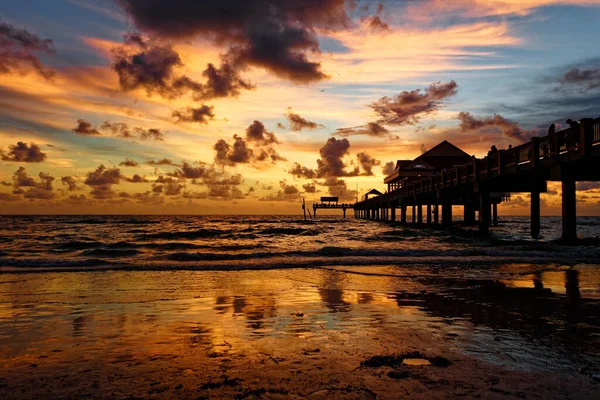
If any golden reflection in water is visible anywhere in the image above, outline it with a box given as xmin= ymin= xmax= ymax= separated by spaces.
xmin=0 ymin=266 xmax=598 ymax=398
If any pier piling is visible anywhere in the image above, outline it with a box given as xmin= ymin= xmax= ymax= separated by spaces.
xmin=562 ymin=176 xmax=577 ymax=242
xmin=531 ymin=189 xmax=540 ymax=238
xmin=479 ymin=192 xmax=490 ymax=234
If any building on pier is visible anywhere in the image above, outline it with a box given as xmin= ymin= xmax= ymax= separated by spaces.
xmin=362 ymin=189 xmax=383 ymax=201
xmin=384 ymin=141 xmax=473 ymax=192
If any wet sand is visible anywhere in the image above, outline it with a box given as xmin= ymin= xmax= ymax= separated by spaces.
xmin=1 ymin=265 xmax=599 ymax=399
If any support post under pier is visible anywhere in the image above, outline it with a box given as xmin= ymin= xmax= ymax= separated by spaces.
xmin=562 ymin=176 xmax=577 ymax=242
xmin=426 ymin=204 xmax=432 ymax=225
xmin=401 ymin=206 xmax=407 ymax=224
xmin=479 ymin=192 xmax=490 ymax=234
xmin=492 ymin=203 xmax=498 ymax=226
xmin=442 ymin=200 xmax=452 ymax=228
xmin=531 ymin=190 xmax=540 ymax=238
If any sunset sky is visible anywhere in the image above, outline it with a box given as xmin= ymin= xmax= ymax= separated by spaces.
xmin=1 ymin=0 xmax=600 ymax=214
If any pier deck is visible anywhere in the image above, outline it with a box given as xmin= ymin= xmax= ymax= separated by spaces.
xmin=353 ymin=117 xmax=600 ymax=241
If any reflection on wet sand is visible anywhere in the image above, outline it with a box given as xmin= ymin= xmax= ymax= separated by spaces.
xmin=0 ymin=266 xmax=599 ymax=398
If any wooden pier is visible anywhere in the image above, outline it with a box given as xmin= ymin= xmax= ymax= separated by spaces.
xmin=305 ymin=197 xmax=354 ymax=218
xmin=353 ymin=117 xmax=600 ymax=241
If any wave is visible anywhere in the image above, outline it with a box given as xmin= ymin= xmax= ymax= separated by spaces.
xmin=164 ymin=245 xmax=600 ymax=263
xmin=77 ymin=248 xmax=142 ymax=258
xmin=137 ymin=229 xmax=228 ymax=240
xmin=257 ymin=227 xmax=317 ymax=235
xmin=55 ymin=241 xmax=103 ymax=251
xmin=0 ymin=253 xmax=589 ymax=274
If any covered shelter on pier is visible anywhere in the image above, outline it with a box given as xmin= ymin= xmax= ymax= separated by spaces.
xmin=362 ymin=189 xmax=383 ymax=201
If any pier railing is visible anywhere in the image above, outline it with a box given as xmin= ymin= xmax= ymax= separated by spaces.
xmin=357 ymin=117 xmax=600 ymax=207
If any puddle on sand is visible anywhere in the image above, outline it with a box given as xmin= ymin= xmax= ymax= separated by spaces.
xmin=402 ymin=358 xmax=431 ymax=366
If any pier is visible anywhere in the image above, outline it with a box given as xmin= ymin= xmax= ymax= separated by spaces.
xmin=306 ymin=197 xmax=354 ymax=218
xmin=353 ymin=117 xmax=600 ymax=241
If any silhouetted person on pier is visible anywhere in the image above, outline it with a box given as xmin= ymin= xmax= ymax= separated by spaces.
xmin=487 ymin=145 xmax=498 ymax=156
xmin=565 ymin=119 xmax=580 ymax=147
xmin=546 ymin=124 xmax=557 ymax=154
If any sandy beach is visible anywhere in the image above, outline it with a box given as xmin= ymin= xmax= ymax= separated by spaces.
xmin=1 ymin=266 xmax=598 ymax=399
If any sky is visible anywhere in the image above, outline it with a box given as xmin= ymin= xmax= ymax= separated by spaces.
xmin=1 ymin=0 xmax=600 ymax=215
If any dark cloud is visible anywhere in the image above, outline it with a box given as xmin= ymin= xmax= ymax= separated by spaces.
xmin=370 ymin=81 xmax=458 ymax=126
xmin=10 ymin=167 xmax=55 ymax=199
xmin=302 ymin=183 xmax=317 ymax=193
xmin=84 ymin=164 xmax=122 ymax=199
xmin=61 ymin=176 xmax=80 ymax=191
xmin=100 ymin=121 xmax=132 ymax=138
xmin=214 ymin=121 xmax=285 ymax=167
xmin=23 ymin=186 xmax=55 ymax=200
xmin=117 ymin=0 xmax=350 ymax=83
xmin=112 ymin=33 xmax=253 ymax=99
xmin=84 ymin=165 xmax=121 ymax=186
xmin=1 ymin=141 xmax=47 ymax=162
xmin=356 ymin=152 xmax=380 ymax=176
xmin=246 ymin=120 xmax=279 ymax=145
xmin=315 ymin=137 xmax=359 ymax=177
xmin=73 ymin=119 xmax=101 ymax=136
xmin=259 ymin=180 xmax=301 ymax=202
xmin=152 ymin=175 xmax=184 ymax=195
xmin=147 ymin=157 xmax=177 ymax=166
xmin=254 ymin=147 xmax=286 ymax=164
xmin=169 ymin=161 xmax=246 ymax=200
xmin=120 ymin=158 xmax=140 ymax=167
xmin=382 ymin=161 xmax=395 ymax=175
xmin=456 ymin=112 xmax=538 ymax=142
xmin=112 ymin=34 xmax=188 ymax=98
xmin=193 ymin=62 xmax=255 ymax=100
xmin=0 ymin=21 xmax=55 ymax=79
xmin=285 ymin=108 xmax=323 ymax=131
xmin=100 ymin=121 xmax=165 ymax=141
xmin=135 ymin=127 xmax=164 ymax=141
xmin=12 ymin=167 xmax=36 ymax=187
xmin=288 ymin=163 xmax=317 ymax=179
xmin=289 ymin=137 xmax=360 ymax=179
xmin=334 ymin=122 xmax=394 ymax=138
xmin=560 ymin=67 xmax=600 ymax=92
xmin=276 ymin=122 xmax=286 ymax=129
xmin=214 ymin=136 xmax=253 ymax=166
xmin=169 ymin=161 xmax=209 ymax=179
xmin=172 ymin=106 xmax=215 ymax=124
xmin=125 ymin=174 xmax=150 ymax=183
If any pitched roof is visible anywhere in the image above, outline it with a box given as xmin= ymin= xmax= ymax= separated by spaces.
xmin=364 ymin=188 xmax=383 ymax=196
xmin=416 ymin=140 xmax=471 ymax=159
xmin=395 ymin=160 xmax=412 ymax=170
xmin=411 ymin=140 xmax=472 ymax=170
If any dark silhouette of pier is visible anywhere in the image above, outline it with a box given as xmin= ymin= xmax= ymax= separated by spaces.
xmin=352 ymin=117 xmax=600 ymax=241
xmin=305 ymin=197 xmax=354 ymax=218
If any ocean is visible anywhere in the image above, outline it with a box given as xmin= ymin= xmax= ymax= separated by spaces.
xmin=1 ymin=215 xmax=599 ymax=398
xmin=1 ymin=215 xmax=600 ymax=277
